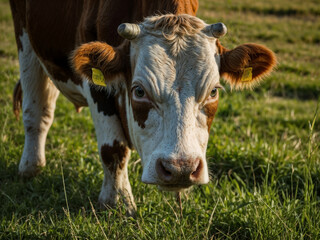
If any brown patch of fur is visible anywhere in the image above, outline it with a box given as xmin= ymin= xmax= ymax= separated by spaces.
xmin=100 ymin=140 xmax=130 ymax=173
xmin=96 ymin=0 xmax=134 ymax=47
xmin=203 ymin=98 xmax=219 ymax=132
xmin=175 ymin=0 xmax=199 ymax=15
xmin=76 ymin=0 xmax=99 ymax=44
xmin=115 ymin=91 xmax=133 ymax=148
xmin=217 ymin=41 xmax=277 ymax=90
xmin=216 ymin=40 xmax=228 ymax=55
xmin=89 ymin=86 xmax=117 ymax=116
xmin=131 ymin=100 xmax=153 ymax=129
xmin=24 ymin=0 xmax=84 ymax=85
xmin=133 ymin=0 xmax=198 ymax=20
xmin=13 ymin=79 xmax=22 ymax=120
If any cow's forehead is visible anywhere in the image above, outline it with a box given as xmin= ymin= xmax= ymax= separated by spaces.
xmin=131 ymin=32 xmax=220 ymax=102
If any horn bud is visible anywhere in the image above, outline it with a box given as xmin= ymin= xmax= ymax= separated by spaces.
xmin=204 ymin=23 xmax=227 ymax=38
xmin=117 ymin=23 xmax=141 ymax=40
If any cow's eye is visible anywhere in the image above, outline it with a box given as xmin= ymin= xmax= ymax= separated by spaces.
xmin=134 ymin=86 xmax=145 ymax=98
xmin=210 ymin=88 xmax=218 ymax=98
xmin=132 ymin=85 xmax=150 ymax=102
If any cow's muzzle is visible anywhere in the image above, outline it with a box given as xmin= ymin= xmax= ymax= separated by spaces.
xmin=155 ymin=157 xmax=205 ymax=188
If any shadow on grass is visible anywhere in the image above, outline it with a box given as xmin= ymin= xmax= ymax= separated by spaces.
xmin=247 ymin=82 xmax=320 ymax=101
xmin=270 ymin=84 xmax=320 ymax=101
xmin=0 ymin=160 xmax=101 ymax=219
xmin=0 ymin=231 xmax=72 ymax=240
xmin=230 ymin=6 xmax=320 ymax=17
xmin=208 ymin=151 xmax=265 ymax=188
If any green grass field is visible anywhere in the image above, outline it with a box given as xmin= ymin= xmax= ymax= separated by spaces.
xmin=1 ymin=0 xmax=320 ymax=239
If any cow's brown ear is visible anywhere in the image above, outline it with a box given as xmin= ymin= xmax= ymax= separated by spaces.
xmin=71 ymin=41 xmax=129 ymax=85
xmin=218 ymin=42 xmax=276 ymax=89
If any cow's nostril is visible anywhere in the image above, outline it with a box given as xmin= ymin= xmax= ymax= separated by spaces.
xmin=160 ymin=161 xmax=171 ymax=177
xmin=156 ymin=158 xmax=173 ymax=182
xmin=191 ymin=159 xmax=202 ymax=180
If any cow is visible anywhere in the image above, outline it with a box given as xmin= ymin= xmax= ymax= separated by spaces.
xmin=10 ymin=0 xmax=276 ymax=216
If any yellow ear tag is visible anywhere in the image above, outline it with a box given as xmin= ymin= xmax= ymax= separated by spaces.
xmin=241 ymin=67 xmax=253 ymax=82
xmin=92 ymin=68 xmax=106 ymax=87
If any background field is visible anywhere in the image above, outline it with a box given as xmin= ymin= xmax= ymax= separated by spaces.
xmin=0 ymin=0 xmax=319 ymax=239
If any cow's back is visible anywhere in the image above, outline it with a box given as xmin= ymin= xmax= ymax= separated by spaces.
xmin=10 ymin=0 xmax=128 ymax=83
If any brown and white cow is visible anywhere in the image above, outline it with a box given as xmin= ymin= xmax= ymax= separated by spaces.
xmin=10 ymin=0 xmax=276 ymax=215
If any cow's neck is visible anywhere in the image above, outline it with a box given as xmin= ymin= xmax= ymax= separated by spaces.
xmin=133 ymin=0 xmax=198 ymax=19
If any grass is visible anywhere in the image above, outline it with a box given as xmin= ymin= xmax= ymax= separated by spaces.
xmin=0 ymin=0 xmax=320 ymax=239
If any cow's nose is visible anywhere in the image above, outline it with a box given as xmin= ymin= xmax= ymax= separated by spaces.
xmin=155 ymin=157 xmax=203 ymax=185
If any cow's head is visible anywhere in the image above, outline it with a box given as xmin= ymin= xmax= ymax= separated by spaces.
xmin=72 ymin=14 xmax=276 ymax=191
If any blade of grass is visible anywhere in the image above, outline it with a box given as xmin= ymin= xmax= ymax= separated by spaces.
xmin=60 ymin=158 xmax=77 ymax=240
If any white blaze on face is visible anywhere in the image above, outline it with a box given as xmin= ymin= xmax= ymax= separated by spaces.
xmin=126 ymin=24 xmax=221 ymax=189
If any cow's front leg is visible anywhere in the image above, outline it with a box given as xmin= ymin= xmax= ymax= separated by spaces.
xmin=99 ymin=140 xmax=136 ymax=216
xmin=86 ymin=86 xmax=136 ymax=216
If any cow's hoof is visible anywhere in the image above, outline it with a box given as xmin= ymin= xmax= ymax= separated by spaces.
xmin=96 ymin=201 xmax=115 ymax=211
xmin=125 ymin=207 xmax=137 ymax=218
xmin=18 ymin=160 xmax=45 ymax=178
xmin=19 ymin=167 xmax=42 ymax=178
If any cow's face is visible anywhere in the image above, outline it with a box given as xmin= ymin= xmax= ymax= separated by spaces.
xmin=72 ymin=14 xmax=276 ymax=191
xmin=126 ymin=17 xmax=222 ymax=190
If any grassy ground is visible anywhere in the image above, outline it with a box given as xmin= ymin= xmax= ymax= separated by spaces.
xmin=0 ymin=0 xmax=320 ymax=239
